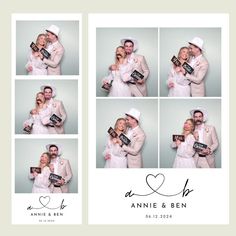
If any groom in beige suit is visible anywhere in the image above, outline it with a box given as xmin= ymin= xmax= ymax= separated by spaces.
xmin=121 ymin=37 xmax=150 ymax=96
xmin=40 ymin=25 xmax=64 ymax=75
xmin=47 ymin=143 xmax=73 ymax=193
xmin=184 ymin=37 xmax=209 ymax=97
xmin=41 ymin=84 xmax=67 ymax=134
xmin=119 ymin=108 xmax=146 ymax=168
xmin=191 ymin=108 xmax=219 ymax=168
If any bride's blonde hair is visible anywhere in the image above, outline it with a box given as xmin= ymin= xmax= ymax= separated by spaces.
xmin=38 ymin=152 xmax=51 ymax=168
xmin=178 ymin=46 xmax=190 ymax=62
xmin=115 ymin=46 xmax=126 ymax=64
xmin=35 ymin=91 xmax=45 ymax=109
xmin=114 ymin=118 xmax=127 ymax=133
xmin=182 ymin=118 xmax=195 ymax=134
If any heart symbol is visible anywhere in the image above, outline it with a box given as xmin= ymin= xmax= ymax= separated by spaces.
xmin=146 ymin=173 xmax=165 ymax=193
xmin=39 ymin=196 xmax=51 ymax=207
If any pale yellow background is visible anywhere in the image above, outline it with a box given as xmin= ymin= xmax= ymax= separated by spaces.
xmin=0 ymin=0 xmax=234 ymax=235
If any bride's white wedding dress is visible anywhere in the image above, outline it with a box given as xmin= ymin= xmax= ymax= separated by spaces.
xmin=102 ymin=63 xmax=133 ymax=97
xmin=103 ymin=137 xmax=127 ymax=168
xmin=167 ymin=66 xmax=190 ymax=97
xmin=25 ymin=50 xmax=48 ymax=75
xmin=29 ymin=166 xmax=51 ymax=193
xmin=23 ymin=107 xmax=51 ymax=134
xmin=172 ymin=134 xmax=196 ymax=168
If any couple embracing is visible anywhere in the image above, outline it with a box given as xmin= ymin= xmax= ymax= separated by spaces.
xmin=104 ymin=108 xmax=146 ymax=168
xmin=102 ymin=37 xmax=150 ymax=97
xmin=167 ymin=37 xmax=209 ymax=97
xmin=25 ymin=25 xmax=64 ymax=75
xmin=23 ymin=84 xmax=66 ymax=134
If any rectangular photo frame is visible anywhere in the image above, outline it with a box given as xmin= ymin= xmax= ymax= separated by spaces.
xmin=88 ymin=13 xmax=229 ymax=224
xmin=11 ymin=13 xmax=82 ymax=224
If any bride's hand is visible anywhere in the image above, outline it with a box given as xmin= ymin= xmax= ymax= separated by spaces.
xmin=112 ymin=138 xmax=117 ymax=144
xmin=168 ymin=82 xmax=174 ymax=88
xmin=32 ymin=171 xmax=38 ymax=177
xmin=33 ymin=52 xmax=40 ymax=57
xmin=27 ymin=65 xmax=33 ymax=72
xmin=175 ymin=66 xmax=181 ymax=72
xmin=179 ymin=66 xmax=186 ymax=74
xmin=105 ymin=153 xmax=111 ymax=160
xmin=110 ymin=64 xmax=118 ymax=71
xmin=117 ymin=138 xmax=122 ymax=146
xmin=175 ymin=139 xmax=181 ymax=147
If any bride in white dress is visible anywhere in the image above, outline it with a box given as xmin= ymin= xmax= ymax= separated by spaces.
xmin=172 ymin=118 xmax=197 ymax=168
xmin=23 ymin=92 xmax=51 ymax=134
xmin=29 ymin=152 xmax=51 ymax=193
xmin=25 ymin=34 xmax=48 ymax=75
xmin=102 ymin=46 xmax=132 ymax=97
xmin=167 ymin=47 xmax=191 ymax=97
xmin=103 ymin=118 xmax=128 ymax=168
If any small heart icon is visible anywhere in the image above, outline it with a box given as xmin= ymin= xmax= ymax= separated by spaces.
xmin=146 ymin=173 xmax=165 ymax=192
xmin=39 ymin=196 xmax=50 ymax=207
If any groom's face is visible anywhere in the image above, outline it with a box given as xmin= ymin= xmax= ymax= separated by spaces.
xmin=124 ymin=42 xmax=134 ymax=55
xmin=193 ymin=112 xmax=204 ymax=125
xmin=49 ymin=146 xmax=58 ymax=159
xmin=126 ymin=116 xmax=134 ymax=127
xmin=189 ymin=44 xmax=199 ymax=57
xmin=46 ymin=31 xmax=56 ymax=42
xmin=44 ymin=88 xmax=53 ymax=100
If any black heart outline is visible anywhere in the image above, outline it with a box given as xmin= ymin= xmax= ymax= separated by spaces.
xmin=146 ymin=173 xmax=165 ymax=193
xmin=39 ymin=196 xmax=51 ymax=207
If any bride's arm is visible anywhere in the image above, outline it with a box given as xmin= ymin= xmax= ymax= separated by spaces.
xmin=103 ymin=137 xmax=112 ymax=160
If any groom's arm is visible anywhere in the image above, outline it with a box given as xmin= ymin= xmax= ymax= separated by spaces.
xmin=58 ymin=101 xmax=67 ymax=123
xmin=43 ymin=46 xmax=64 ymax=68
xmin=140 ymin=55 xmax=150 ymax=81
xmin=185 ymin=60 xmax=208 ymax=84
xmin=122 ymin=133 xmax=145 ymax=155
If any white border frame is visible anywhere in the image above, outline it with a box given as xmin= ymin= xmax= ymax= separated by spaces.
xmin=88 ymin=13 xmax=229 ymax=224
xmin=11 ymin=13 xmax=82 ymax=224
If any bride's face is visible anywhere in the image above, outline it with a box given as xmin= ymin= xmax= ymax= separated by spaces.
xmin=116 ymin=120 xmax=126 ymax=132
xmin=37 ymin=35 xmax=46 ymax=47
xmin=36 ymin=93 xmax=45 ymax=104
xmin=116 ymin=47 xmax=126 ymax=59
xmin=183 ymin=120 xmax=193 ymax=132
xmin=40 ymin=154 xmax=49 ymax=165
xmin=179 ymin=48 xmax=189 ymax=61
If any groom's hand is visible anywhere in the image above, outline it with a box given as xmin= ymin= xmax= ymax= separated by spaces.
xmin=56 ymin=179 xmax=65 ymax=186
xmin=136 ymin=79 xmax=144 ymax=84
xmin=55 ymin=121 xmax=62 ymax=127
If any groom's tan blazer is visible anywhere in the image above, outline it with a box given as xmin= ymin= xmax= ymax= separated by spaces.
xmin=122 ymin=126 xmax=146 ymax=168
xmin=194 ymin=124 xmax=219 ymax=168
xmin=50 ymin=157 xmax=73 ymax=193
xmin=127 ymin=53 xmax=150 ymax=97
xmin=43 ymin=41 xmax=64 ymax=75
xmin=47 ymin=99 xmax=67 ymax=134
xmin=186 ymin=55 xmax=209 ymax=97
